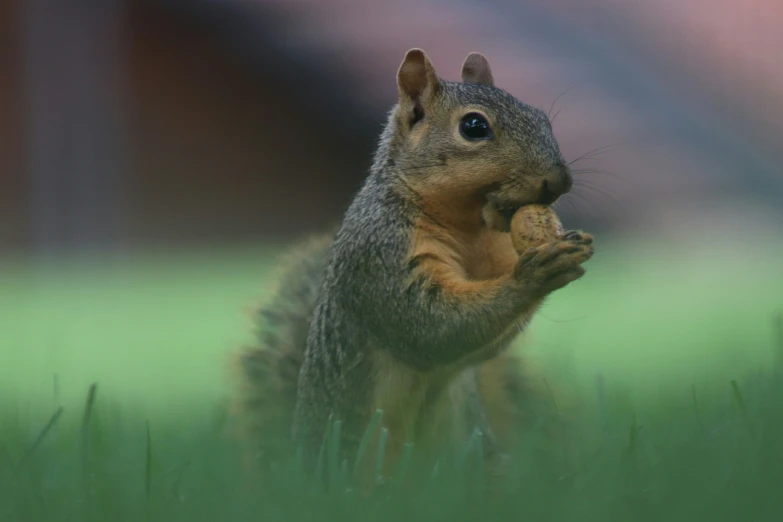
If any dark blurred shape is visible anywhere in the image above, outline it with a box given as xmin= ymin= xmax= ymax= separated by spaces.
xmin=19 ymin=0 xmax=130 ymax=253
xmin=2 ymin=0 xmax=781 ymax=255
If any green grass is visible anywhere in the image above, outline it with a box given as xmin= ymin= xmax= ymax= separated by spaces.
xmin=1 ymin=232 xmax=782 ymax=521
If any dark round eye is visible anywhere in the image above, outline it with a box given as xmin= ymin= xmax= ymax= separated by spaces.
xmin=459 ymin=112 xmax=493 ymax=141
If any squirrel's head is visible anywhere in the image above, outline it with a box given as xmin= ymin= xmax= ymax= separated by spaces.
xmin=386 ymin=48 xmax=571 ymax=232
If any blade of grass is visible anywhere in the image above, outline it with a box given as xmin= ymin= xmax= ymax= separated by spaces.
xmin=595 ymin=373 xmax=608 ymax=436
xmin=16 ymin=406 xmax=64 ymax=470
xmin=457 ymin=427 xmax=483 ymax=472
xmin=623 ymin=413 xmax=643 ymax=481
xmin=774 ymin=312 xmax=783 ymax=373
xmin=80 ymin=383 xmax=98 ymax=497
xmin=429 ymin=459 xmax=440 ymax=484
xmin=145 ymin=420 xmax=152 ymax=501
xmin=1 ymin=443 xmax=18 ymax=481
xmin=328 ymin=419 xmax=343 ymax=491
xmin=391 ymin=442 xmax=414 ymax=488
xmin=375 ymin=427 xmax=388 ymax=486
xmin=730 ymin=379 xmax=755 ymax=438
xmin=352 ymin=409 xmax=383 ymax=477
xmin=81 ymin=383 xmax=98 ymax=431
xmin=473 ymin=435 xmax=484 ymax=488
xmin=315 ymin=413 xmax=334 ymax=489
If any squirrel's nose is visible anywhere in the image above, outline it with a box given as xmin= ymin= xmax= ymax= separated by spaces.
xmin=537 ymin=165 xmax=572 ymax=205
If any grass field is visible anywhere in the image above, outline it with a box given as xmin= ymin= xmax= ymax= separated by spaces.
xmin=1 ymin=230 xmax=782 ymax=521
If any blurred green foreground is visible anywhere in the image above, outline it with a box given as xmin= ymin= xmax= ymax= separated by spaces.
xmin=1 ymin=230 xmax=782 ymax=521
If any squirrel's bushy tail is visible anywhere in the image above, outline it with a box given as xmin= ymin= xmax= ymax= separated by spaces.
xmin=229 ymin=233 xmax=334 ymax=471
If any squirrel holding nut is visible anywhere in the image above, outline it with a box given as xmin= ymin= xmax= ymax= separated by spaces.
xmin=231 ymin=48 xmax=594 ymax=489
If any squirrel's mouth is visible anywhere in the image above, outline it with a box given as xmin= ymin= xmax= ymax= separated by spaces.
xmin=484 ymin=186 xmax=558 ymax=227
xmin=489 ymin=189 xmax=541 ymax=208
xmin=485 ymin=193 xmax=530 ymax=214
xmin=483 ymin=188 xmax=558 ymax=232
xmin=482 ymin=196 xmax=535 ymax=232
xmin=495 ymin=204 xmax=522 ymax=224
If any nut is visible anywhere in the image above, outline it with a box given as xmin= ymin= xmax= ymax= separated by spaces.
xmin=510 ymin=204 xmax=564 ymax=254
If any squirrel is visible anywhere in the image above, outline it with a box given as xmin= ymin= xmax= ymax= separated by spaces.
xmin=230 ymin=48 xmax=594 ymax=490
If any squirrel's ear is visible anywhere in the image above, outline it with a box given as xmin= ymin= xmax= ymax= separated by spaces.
xmin=397 ymin=48 xmax=440 ymax=110
xmin=461 ymin=52 xmax=494 ymax=86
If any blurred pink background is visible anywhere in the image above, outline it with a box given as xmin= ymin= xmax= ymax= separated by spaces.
xmin=1 ymin=0 xmax=781 ymax=255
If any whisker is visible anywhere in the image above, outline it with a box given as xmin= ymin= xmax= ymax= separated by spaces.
xmin=567 ymin=190 xmax=601 ymax=220
xmin=567 ymin=141 xmax=632 ymax=166
xmin=572 ymin=182 xmax=628 ymax=223
xmin=550 ymin=105 xmax=567 ymax=124
xmin=571 ymin=168 xmax=636 ymax=187
xmin=558 ymin=192 xmax=595 ymax=221
xmin=572 ymin=179 xmax=626 ymax=210
xmin=548 ymin=84 xmax=579 ymax=120
xmin=554 ymin=195 xmax=581 ymax=221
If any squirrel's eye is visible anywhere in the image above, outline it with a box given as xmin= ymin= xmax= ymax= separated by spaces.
xmin=459 ymin=113 xmax=493 ymax=141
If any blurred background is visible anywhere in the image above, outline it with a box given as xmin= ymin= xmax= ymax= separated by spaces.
xmin=1 ymin=0 xmax=782 ymax=407
xmin=2 ymin=0 xmax=782 ymax=254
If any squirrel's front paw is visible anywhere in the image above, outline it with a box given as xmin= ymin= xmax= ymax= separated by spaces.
xmin=561 ymin=229 xmax=594 ymax=246
xmin=514 ymin=234 xmax=594 ymax=295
